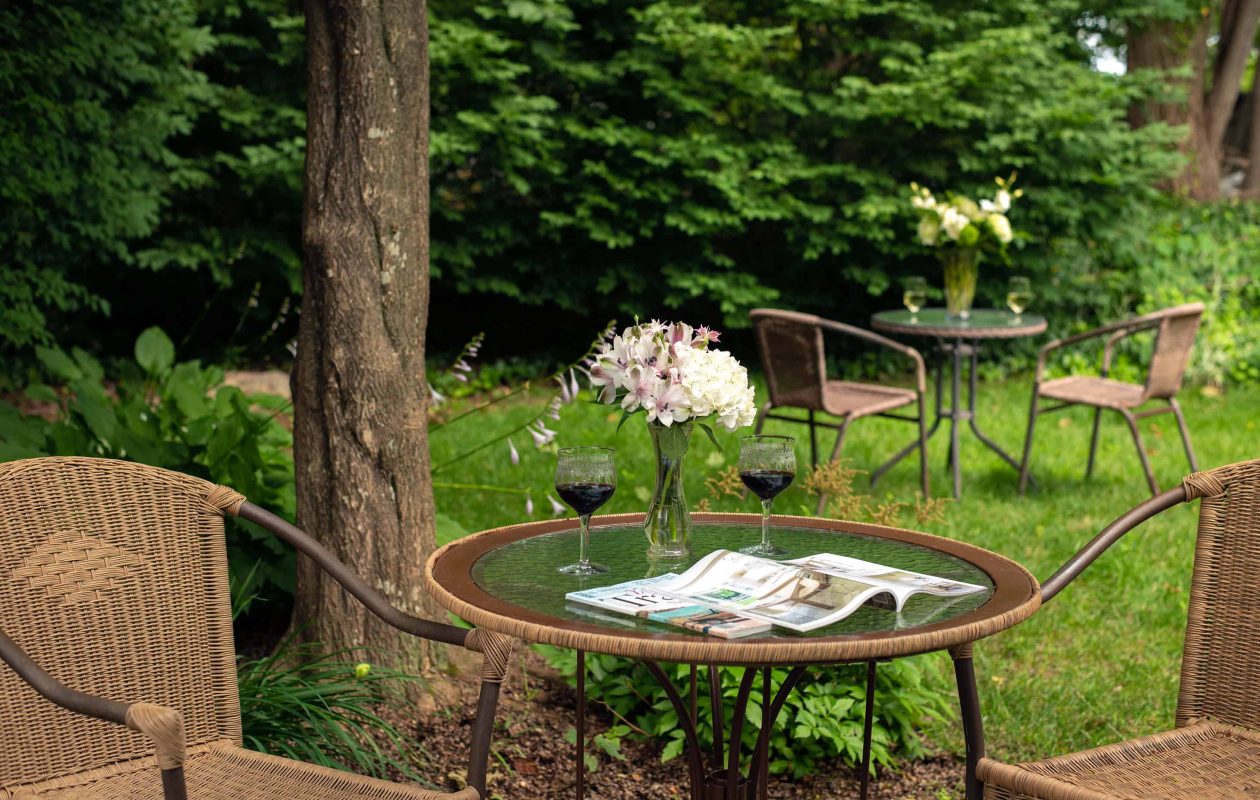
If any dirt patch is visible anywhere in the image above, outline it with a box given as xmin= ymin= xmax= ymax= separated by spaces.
xmin=402 ymin=648 xmax=965 ymax=800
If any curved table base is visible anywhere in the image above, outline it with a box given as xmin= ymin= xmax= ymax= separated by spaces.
xmin=872 ymin=340 xmax=1034 ymax=499
xmin=574 ymin=650 xmax=986 ymax=800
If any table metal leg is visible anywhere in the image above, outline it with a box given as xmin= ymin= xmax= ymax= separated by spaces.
xmin=858 ymin=661 xmax=877 ymax=800
xmin=709 ymin=666 xmax=725 ymax=768
xmin=759 ymin=668 xmax=770 ymax=800
xmin=952 ymin=646 xmax=986 ymax=800
xmin=576 ymin=650 xmax=586 ymax=800
xmin=949 ymin=340 xmax=963 ymax=499
xmin=871 ymin=356 xmax=944 ymax=487
xmin=965 ymin=345 xmax=1028 ymax=475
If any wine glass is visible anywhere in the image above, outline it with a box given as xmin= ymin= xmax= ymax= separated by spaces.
xmin=1007 ymin=276 xmax=1033 ymax=322
xmin=903 ymin=276 xmax=928 ymax=322
xmin=555 ymin=447 xmax=617 ymax=575
xmin=738 ymin=435 xmax=795 ymax=557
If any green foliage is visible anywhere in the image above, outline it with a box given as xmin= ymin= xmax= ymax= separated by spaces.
xmin=237 ymin=636 xmax=426 ymax=780
xmin=428 ymin=0 xmax=1181 ymax=336
xmin=1119 ymin=199 xmax=1260 ymax=386
xmin=0 ymin=1 xmax=211 ymax=350
xmin=0 ymin=327 xmax=297 ymax=598
xmin=536 ymin=648 xmax=950 ymax=777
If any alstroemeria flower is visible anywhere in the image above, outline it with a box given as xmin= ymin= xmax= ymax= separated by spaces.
xmin=645 ymin=380 xmax=690 ymax=427
xmin=620 ymin=364 xmax=660 ymax=412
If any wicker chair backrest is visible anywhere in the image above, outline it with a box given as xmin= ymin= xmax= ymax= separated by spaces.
xmin=1176 ymin=459 xmax=1260 ymax=730
xmin=751 ymin=309 xmax=827 ymax=411
xmin=0 ymin=457 xmax=243 ymax=786
xmin=1143 ymin=304 xmax=1203 ymax=400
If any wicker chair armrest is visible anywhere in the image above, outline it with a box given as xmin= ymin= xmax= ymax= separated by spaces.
xmin=1039 ymin=485 xmax=1187 ymax=603
xmin=0 ymin=631 xmax=188 ymax=800
xmin=233 ymin=502 xmax=513 ymax=798
xmin=234 ymin=502 xmax=482 ymax=650
xmin=815 ymin=318 xmax=928 ymax=393
xmin=1037 ymin=316 xmax=1165 ymax=380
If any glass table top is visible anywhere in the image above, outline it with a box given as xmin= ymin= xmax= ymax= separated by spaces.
xmin=872 ymin=308 xmax=1046 ymax=336
xmin=470 ymin=521 xmax=995 ymax=641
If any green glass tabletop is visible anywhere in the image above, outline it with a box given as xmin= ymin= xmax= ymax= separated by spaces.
xmin=470 ymin=521 xmax=994 ymax=641
xmin=872 ymin=308 xmax=1047 ymax=338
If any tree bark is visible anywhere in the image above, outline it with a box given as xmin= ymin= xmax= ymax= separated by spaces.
xmin=293 ymin=0 xmax=437 ymax=675
xmin=1127 ymin=2 xmax=1260 ymax=199
xmin=1243 ymin=87 xmax=1260 ymax=192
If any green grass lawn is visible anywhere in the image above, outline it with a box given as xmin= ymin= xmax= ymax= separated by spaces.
xmin=429 ymin=372 xmax=1259 ymax=765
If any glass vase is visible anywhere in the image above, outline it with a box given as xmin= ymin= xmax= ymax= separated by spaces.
xmin=942 ymin=247 xmax=981 ymax=321
xmin=644 ymin=420 xmax=693 ymax=561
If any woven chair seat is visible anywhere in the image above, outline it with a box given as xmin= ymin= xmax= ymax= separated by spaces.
xmin=820 ymin=381 xmax=915 ymax=418
xmin=979 ymin=722 xmax=1260 ymax=800
xmin=2 ymin=743 xmax=477 ymax=800
xmin=1039 ymin=376 xmax=1146 ymax=410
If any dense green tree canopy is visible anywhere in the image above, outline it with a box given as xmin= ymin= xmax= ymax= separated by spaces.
xmin=8 ymin=0 xmax=1257 ymax=380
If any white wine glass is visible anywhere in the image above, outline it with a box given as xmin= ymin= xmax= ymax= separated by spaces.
xmin=903 ymin=276 xmax=927 ymax=323
xmin=1007 ymin=276 xmax=1033 ymax=322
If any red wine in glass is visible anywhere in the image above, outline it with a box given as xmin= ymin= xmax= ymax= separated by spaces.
xmin=555 ymin=447 xmax=617 ymax=575
xmin=737 ymin=435 xmax=795 ymax=557
xmin=556 ymin=482 xmax=616 ymax=516
xmin=739 ymin=469 xmax=794 ymax=501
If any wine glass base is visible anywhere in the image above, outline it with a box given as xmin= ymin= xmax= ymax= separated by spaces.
xmin=739 ymin=542 xmax=787 ymax=558
xmin=557 ymin=561 xmax=609 ymax=576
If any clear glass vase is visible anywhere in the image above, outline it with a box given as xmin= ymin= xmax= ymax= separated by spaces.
xmin=644 ymin=420 xmax=693 ymax=561
xmin=942 ymin=247 xmax=981 ymax=320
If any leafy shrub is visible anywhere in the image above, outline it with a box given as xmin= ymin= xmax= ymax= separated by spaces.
xmin=537 ymin=648 xmax=950 ymax=777
xmin=238 ymin=635 xmax=426 ymax=780
xmin=0 ymin=327 xmax=297 ymax=599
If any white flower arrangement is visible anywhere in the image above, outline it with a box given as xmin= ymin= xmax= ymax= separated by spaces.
xmin=589 ymin=320 xmax=757 ymax=431
xmin=910 ymin=174 xmax=1022 ymax=251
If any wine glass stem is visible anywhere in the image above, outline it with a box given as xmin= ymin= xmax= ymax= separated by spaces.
xmin=579 ymin=513 xmax=592 ymax=568
xmin=760 ymin=499 xmax=772 ymax=549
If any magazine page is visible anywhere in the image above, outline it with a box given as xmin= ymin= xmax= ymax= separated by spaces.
xmin=656 ymin=550 xmax=891 ymax=632
xmin=565 ymin=574 xmax=689 ymax=616
xmin=783 ymin=553 xmax=986 ymax=611
xmin=565 ymin=574 xmax=771 ymax=638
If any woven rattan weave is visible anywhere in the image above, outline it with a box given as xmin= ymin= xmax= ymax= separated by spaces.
xmin=0 ymin=457 xmax=508 ymax=800
xmin=978 ymin=458 xmax=1260 ymax=800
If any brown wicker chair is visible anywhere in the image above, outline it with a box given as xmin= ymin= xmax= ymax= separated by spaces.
xmin=1018 ymin=303 xmax=1203 ymax=496
xmin=750 ymin=309 xmax=929 ymax=499
xmin=978 ymin=458 xmax=1260 ymax=800
xmin=0 ymin=457 xmax=514 ymax=800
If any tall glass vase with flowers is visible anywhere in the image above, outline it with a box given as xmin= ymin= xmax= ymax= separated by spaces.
xmin=910 ymin=175 xmax=1022 ymax=320
xmin=589 ymin=320 xmax=757 ymax=561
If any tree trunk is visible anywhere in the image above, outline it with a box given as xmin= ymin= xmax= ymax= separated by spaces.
xmin=1127 ymin=2 xmax=1260 ymax=199
xmin=293 ymin=0 xmax=437 ymax=676
xmin=1243 ymin=87 xmax=1260 ymax=192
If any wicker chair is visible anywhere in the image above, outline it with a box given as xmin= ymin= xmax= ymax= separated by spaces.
xmin=979 ymin=458 xmax=1260 ymax=800
xmin=750 ymin=309 xmax=929 ymax=499
xmin=0 ymin=457 xmax=515 ymax=800
xmin=1018 ymin=303 xmax=1203 ymax=496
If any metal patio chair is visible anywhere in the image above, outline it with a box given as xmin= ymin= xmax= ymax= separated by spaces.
xmin=978 ymin=457 xmax=1260 ymax=800
xmin=750 ymin=309 xmax=929 ymax=499
xmin=0 ymin=457 xmax=514 ymax=800
xmin=1018 ymin=303 xmax=1203 ymax=495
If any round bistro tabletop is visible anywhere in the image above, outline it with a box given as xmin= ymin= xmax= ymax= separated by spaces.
xmin=425 ymin=513 xmax=1040 ymax=666
xmin=872 ymin=308 xmax=1047 ymax=340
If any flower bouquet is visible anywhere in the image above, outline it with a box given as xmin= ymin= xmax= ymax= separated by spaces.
xmin=909 ymin=175 xmax=1021 ymax=319
xmin=589 ymin=320 xmax=757 ymax=560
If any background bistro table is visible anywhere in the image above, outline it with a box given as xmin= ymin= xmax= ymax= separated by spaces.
xmin=425 ymin=513 xmax=1040 ymax=800
xmin=871 ymin=309 xmax=1048 ymax=499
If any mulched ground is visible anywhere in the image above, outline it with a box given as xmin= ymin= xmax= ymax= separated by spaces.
xmin=402 ymin=649 xmax=965 ymax=800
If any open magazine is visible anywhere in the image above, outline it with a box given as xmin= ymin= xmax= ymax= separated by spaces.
xmin=566 ymin=549 xmax=985 ymax=636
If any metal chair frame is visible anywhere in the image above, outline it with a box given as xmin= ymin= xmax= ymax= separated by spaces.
xmin=750 ymin=309 xmax=930 ymax=506
xmin=1018 ymin=304 xmax=1203 ymax=495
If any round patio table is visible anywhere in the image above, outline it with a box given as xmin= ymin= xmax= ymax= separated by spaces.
xmin=871 ymin=308 xmax=1047 ymax=499
xmin=425 ymin=513 xmax=1040 ymax=800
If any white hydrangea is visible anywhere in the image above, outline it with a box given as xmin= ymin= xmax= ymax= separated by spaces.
xmin=672 ymin=347 xmax=758 ymax=430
